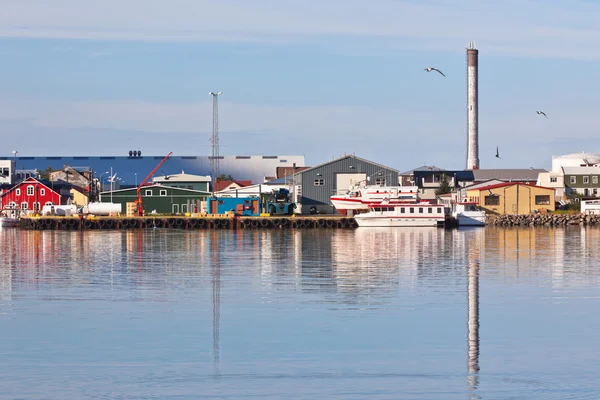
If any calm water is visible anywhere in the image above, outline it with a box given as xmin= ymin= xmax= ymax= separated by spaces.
xmin=1 ymin=227 xmax=600 ymax=399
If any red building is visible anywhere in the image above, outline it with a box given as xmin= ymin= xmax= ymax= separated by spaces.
xmin=0 ymin=177 xmax=61 ymax=213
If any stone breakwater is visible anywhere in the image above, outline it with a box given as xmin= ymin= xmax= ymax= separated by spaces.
xmin=487 ymin=213 xmax=600 ymax=226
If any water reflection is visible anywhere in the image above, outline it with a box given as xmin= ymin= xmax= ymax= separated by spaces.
xmin=466 ymin=230 xmax=481 ymax=398
xmin=2 ymin=227 xmax=600 ymax=399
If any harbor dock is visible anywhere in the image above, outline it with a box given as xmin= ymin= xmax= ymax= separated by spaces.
xmin=19 ymin=216 xmax=360 ymax=230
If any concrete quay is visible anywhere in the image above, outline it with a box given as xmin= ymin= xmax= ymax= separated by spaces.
xmin=19 ymin=216 xmax=359 ymax=230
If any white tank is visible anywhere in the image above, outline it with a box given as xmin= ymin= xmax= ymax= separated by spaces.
xmin=87 ymin=202 xmax=122 ymax=216
xmin=41 ymin=204 xmax=78 ymax=216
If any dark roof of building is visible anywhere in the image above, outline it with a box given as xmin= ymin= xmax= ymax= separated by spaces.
xmin=214 ymin=180 xmax=252 ymax=192
xmin=295 ymin=155 xmax=399 ymax=175
xmin=400 ymin=165 xmax=446 ymax=175
xmin=472 ymin=168 xmax=547 ymax=182
xmin=276 ymin=166 xmax=309 ymax=178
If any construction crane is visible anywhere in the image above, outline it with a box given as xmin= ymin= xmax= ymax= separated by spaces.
xmin=135 ymin=152 xmax=172 ymax=216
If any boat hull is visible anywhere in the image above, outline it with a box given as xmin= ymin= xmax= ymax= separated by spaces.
xmin=0 ymin=217 xmax=19 ymax=228
xmin=354 ymin=216 xmax=444 ymax=227
xmin=454 ymin=212 xmax=486 ymax=227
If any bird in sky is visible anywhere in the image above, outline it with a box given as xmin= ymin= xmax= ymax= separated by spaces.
xmin=425 ymin=67 xmax=446 ymax=77
xmin=536 ymin=110 xmax=548 ymax=119
xmin=161 ymin=170 xmax=171 ymax=180
xmin=495 ymin=146 xmax=501 ymax=159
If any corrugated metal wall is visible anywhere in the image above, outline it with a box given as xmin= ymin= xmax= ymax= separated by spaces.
xmin=294 ymin=156 xmax=399 ymax=214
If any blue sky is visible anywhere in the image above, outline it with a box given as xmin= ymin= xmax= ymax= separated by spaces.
xmin=0 ymin=0 xmax=600 ymax=171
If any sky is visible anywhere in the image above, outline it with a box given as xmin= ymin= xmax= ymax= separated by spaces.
xmin=1 ymin=0 xmax=600 ymax=172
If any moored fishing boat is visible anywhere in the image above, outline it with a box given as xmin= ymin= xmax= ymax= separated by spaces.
xmin=452 ymin=200 xmax=486 ymax=227
xmin=330 ymin=185 xmax=422 ymax=215
xmin=354 ymin=202 xmax=446 ymax=227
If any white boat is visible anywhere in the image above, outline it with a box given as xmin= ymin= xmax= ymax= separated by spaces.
xmin=452 ymin=201 xmax=486 ymax=227
xmin=354 ymin=203 xmax=447 ymax=227
xmin=330 ymin=185 xmax=422 ymax=215
xmin=0 ymin=208 xmax=21 ymax=228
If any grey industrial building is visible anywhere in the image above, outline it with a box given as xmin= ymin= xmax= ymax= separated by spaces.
xmin=293 ymin=155 xmax=398 ymax=214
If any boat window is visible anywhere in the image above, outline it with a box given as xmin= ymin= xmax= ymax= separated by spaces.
xmin=410 ymin=207 xmax=414 ymax=213
xmin=428 ymin=208 xmax=432 ymax=214
xmin=400 ymin=207 xmax=405 ymax=213
xmin=437 ymin=207 xmax=442 ymax=213
xmin=374 ymin=207 xmax=380 ymax=212
xmin=419 ymin=208 xmax=423 ymax=213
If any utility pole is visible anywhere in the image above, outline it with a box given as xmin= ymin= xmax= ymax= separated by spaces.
xmin=209 ymin=92 xmax=222 ymax=195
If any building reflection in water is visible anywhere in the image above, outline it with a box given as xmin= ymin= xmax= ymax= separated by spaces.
xmin=210 ymin=231 xmax=221 ymax=376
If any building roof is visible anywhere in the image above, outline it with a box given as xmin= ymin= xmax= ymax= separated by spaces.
xmin=474 ymin=182 xmax=554 ymax=192
xmin=472 ymin=168 xmax=547 ymax=182
xmin=295 ymin=155 xmax=399 ymax=175
xmin=100 ymin=183 xmax=210 ymax=195
xmin=214 ymin=180 xmax=252 ymax=192
xmin=0 ymin=177 xmax=59 ymax=197
xmin=400 ymin=165 xmax=446 ymax=175
xmin=276 ymin=166 xmax=309 ymax=179
xmin=153 ymin=171 xmax=211 ymax=183
xmin=562 ymin=166 xmax=600 ymax=175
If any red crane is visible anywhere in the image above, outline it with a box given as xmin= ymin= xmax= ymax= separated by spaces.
xmin=135 ymin=152 xmax=172 ymax=216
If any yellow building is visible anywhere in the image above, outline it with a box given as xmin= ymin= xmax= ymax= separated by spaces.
xmin=466 ymin=182 xmax=555 ymax=215
xmin=70 ymin=187 xmax=89 ymax=206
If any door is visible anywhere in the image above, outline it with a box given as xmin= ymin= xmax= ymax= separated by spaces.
xmin=181 ymin=204 xmax=187 ymax=214
xmin=172 ymin=204 xmax=179 ymax=214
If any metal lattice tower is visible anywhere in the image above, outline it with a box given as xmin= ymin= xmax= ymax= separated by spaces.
xmin=209 ymin=92 xmax=222 ymax=191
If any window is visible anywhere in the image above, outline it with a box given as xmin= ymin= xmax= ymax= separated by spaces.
xmin=27 ymin=186 xmax=34 ymax=196
xmin=419 ymin=208 xmax=424 ymax=213
xmin=400 ymin=207 xmax=405 ymax=213
xmin=550 ymin=177 xmax=557 ymax=183
xmin=409 ymin=207 xmax=414 ymax=213
xmin=15 ymin=188 xmax=20 ymax=196
xmin=314 ymin=178 xmax=324 ymax=186
xmin=8 ymin=202 xmax=16 ymax=208
xmin=33 ymin=202 xmax=40 ymax=212
xmin=535 ymin=195 xmax=550 ymax=205
xmin=570 ymin=176 xmax=576 ymax=184
xmin=583 ymin=176 xmax=589 ymax=184
xmin=21 ymin=202 xmax=28 ymax=210
xmin=428 ymin=208 xmax=433 ymax=214
xmin=374 ymin=178 xmax=385 ymax=186
xmin=484 ymin=196 xmax=500 ymax=206
xmin=45 ymin=202 xmax=53 ymax=206
xmin=160 ymin=190 xmax=167 ymax=196
xmin=40 ymin=189 xmax=45 ymax=196
xmin=1 ymin=167 xmax=8 ymax=176
xmin=437 ymin=207 xmax=442 ymax=213
xmin=145 ymin=190 xmax=152 ymax=196
xmin=594 ymin=176 xmax=599 ymax=184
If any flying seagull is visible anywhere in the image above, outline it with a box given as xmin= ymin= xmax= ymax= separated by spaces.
xmin=425 ymin=67 xmax=446 ymax=77
xmin=536 ymin=110 xmax=548 ymax=119
xmin=495 ymin=146 xmax=501 ymax=159
xmin=161 ymin=170 xmax=171 ymax=180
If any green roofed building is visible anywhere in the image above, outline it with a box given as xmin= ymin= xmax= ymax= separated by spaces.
xmin=100 ymin=184 xmax=210 ymax=214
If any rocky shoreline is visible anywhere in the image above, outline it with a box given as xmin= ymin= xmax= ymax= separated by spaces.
xmin=486 ymin=213 xmax=600 ymax=226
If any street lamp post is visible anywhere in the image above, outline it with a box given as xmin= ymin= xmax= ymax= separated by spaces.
xmin=12 ymin=150 xmax=18 ymax=183
xmin=99 ymin=171 xmax=109 ymax=202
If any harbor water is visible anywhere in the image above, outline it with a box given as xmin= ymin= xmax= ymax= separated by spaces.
xmin=1 ymin=227 xmax=599 ymax=399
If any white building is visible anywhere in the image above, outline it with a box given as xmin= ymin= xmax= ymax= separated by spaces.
xmin=0 ymin=160 xmax=14 ymax=185
xmin=538 ymin=152 xmax=600 ymax=200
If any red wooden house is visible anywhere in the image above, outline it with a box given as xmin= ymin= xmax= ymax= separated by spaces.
xmin=0 ymin=177 xmax=61 ymax=213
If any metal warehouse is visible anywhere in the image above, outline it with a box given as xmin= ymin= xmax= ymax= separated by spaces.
xmin=293 ymin=155 xmax=399 ymax=214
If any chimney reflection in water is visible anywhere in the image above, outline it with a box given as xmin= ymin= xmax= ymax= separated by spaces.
xmin=467 ymin=244 xmax=480 ymax=396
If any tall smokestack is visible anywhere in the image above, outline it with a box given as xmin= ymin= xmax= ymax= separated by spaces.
xmin=466 ymin=42 xmax=479 ymax=170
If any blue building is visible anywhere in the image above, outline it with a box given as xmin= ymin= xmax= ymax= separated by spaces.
xmin=2 ymin=154 xmax=305 ymax=187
